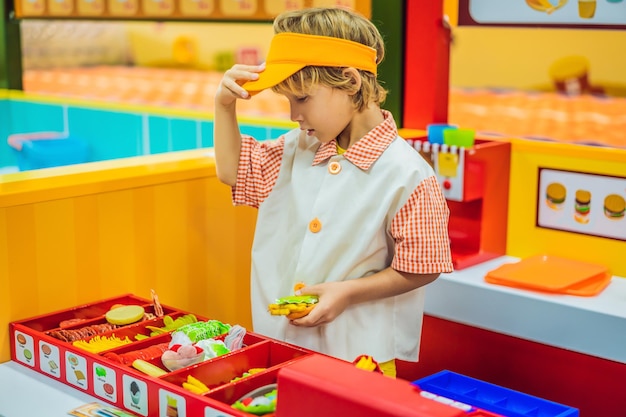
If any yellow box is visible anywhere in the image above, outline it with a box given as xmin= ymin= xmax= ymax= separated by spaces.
xmin=18 ymin=0 xmax=46 ymax=15
xmin=180 ymin=0 xmax=214 ymax=16
xmin=264 ymin=0 xmax=304 ymax=16
xmin=77 ymin=0 xmax=105 ymax=15
xmin=142 ymin=0 xmax=175 ymax=16
xmin=47 ymin=0 xmax=74 ymax=15
xmin=107 ymin=0 xmax=138 ymax=15
xmin=219 ymin=0 xmax=257 ymax=16
xmin=311 ymin=0 xmax=355 ymax=8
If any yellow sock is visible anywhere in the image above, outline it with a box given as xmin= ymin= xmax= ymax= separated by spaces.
xmin=378 ymin=359 xmax=396 ymax=378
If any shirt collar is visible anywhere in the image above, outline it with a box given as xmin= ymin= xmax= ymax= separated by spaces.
xmin=312 ymin=110 xmax=398 ymax=171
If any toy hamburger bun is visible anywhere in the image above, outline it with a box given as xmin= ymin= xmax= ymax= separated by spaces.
xmin=105 ymin=305 xmax=145 ymax=325
xmin=286 ymin=304 xmax=316 ymax=320
xmin=604 ymin=194 xmax=625 ymax=219
xmin=546 ymin=182 xmax=566 ymax=209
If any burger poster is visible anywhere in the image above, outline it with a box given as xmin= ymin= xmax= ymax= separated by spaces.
xmin=459 ymin=0 xmax=626 ymax=27
xmin=537 ymin=168 xmax=626 ymax=241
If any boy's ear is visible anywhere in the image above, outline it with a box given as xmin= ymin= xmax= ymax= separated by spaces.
xmin=342 ymin=67 xmax=362 ymax=94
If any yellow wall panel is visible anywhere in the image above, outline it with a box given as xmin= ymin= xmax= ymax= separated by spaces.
xmin=74 ymin=195 xmax=103 ymax=302
xmin=0 ymin=151 xmax=256 ymax=362
xmin=33 ymin=199 xmax=79 ymax=314
xmin=97 ymin=190 xmax=137 ymax=291
xmin=0 ymin=209 xmax=10 ymax=361
xmin=450 ymin=27 xmax=626 ymax=90
xmin=131 ymin=186 xmax=158 ymax=295
xmin=5 ymin=205 xmax=40 ymax=317
xmin=153 ymin=181 xmax=191 ymax=309
xmin=506 ymin=139 xmax=626 ymax=276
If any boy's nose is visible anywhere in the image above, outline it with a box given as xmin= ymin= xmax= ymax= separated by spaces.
xmin=290 ymin=108 xmax=303 ymax=123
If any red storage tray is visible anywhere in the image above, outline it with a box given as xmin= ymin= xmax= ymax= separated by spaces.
xmin=10 ymin=294 xmax=311 ymax=416
xmin=11 ymin=294 xmax=509 ymax=417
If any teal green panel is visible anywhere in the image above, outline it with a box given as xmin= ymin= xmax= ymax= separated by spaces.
xmin=148 ymin=116 xmax=171 ymax=154
xmin=240 ymin=124 xmax=270 ymax=140
xmin=0 ymin=99 xmax=18 ymax=170
xmin=200 ymin=121 xmax=214 ymax=148
xmin=270 ymin=127 xmax=291 ymax=139
xmin=8 ymin=100 xmax=65 ymax=133
xmin=170 ymin=118 xmax=200 ymax=152
xmin=67 ymin=107 xmax=142 ymax=162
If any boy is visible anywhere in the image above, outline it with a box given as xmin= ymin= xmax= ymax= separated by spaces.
xmin=214 ymin=7 xmax=453 ymax=377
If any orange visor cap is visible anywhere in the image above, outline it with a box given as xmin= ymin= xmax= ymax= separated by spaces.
xmin=243 ymin=32 xmax=378 ymax=95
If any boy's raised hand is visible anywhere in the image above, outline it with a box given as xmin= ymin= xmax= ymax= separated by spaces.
xmin=215 ymin=63 xmax=265 ymax=107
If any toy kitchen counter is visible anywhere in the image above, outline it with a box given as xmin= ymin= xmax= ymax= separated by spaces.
xmin=8 ymin=293 xmax=519 ymax=417
xmin=413 ymin=255 xmax=626 ymax=417
xmin=0 ymin=360 xmax=100 ymax=417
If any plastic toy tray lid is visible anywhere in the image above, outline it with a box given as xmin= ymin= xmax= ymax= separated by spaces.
xmin=484 ymin=255 xmax=611 ymax=296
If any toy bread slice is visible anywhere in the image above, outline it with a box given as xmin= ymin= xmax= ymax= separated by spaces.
xmin=105 ymin=305 xmax=145 ymax=325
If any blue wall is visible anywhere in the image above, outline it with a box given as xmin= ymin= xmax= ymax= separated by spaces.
xmin=1 ymin=98 xmax=290 ymax=171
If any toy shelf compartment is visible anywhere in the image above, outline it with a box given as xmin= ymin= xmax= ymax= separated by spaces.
xmin=10 ymin=294 xmax=313 ymax=417
xmin=413 ymin=370 xmax=579 ymax=417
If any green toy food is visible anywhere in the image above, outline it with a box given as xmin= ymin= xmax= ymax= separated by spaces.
xmin=231 ymin=384 xmax=277 ymax=416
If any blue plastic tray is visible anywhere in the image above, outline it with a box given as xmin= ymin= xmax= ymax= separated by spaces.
xmin=13 ymin=137 xmax=89 ymax=171
xmin=413 ymin=371 xmax=578 ymax=417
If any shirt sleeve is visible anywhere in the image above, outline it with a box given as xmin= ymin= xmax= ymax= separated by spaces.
xmin=390 ymin=175 xmax=454 ymax=274
xmin=232 ymin=135 xmax=285 ymax=208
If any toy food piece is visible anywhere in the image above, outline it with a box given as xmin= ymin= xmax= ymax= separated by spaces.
xmin=48 ymin=323 xmax=118 ymax=342
xmin=353 ymin=354 xmax=382 ymax=373
xmin=161 ymin=344 xmax=205 ymax=371
xmin=132 ymin=359 xmax=167 ymax=377
xmin=144 ymin=314 xmax=198 ymax=338
xmin=73 ymin=335 xmax=133 ymax=353
xmin=230 ymin=367 xmax=266 ymax=382
xmin=195 ymin=339 xmax=230 ymax=359
xmin=182 ymin=375 xmax=210 ymax=394
xmin=232 ymin=383 xmax=278 ymax=416
xmin=170 ymin=320 xmax=231 ymax=344
xmin=105 ymin=305 xmax=145 ymax=325
xmin=151 ymin=289 xmax=164 ymax=317
xmin=268 ymin=295 xmax=318 ymax=320
xmin=103 ymin=342 xmax=170 ymax=366
xmin=59 ymin=318 xmax=87 ymax=328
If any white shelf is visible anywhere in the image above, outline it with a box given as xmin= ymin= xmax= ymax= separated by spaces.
xmin=424 ymin=256 xmax=626 ymax=364
xmin=0 ymin=361 xmax=100 ymax=417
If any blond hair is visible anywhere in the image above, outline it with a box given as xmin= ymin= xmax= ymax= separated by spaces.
xmin=271 ymin=7 xmax=387 ymax=111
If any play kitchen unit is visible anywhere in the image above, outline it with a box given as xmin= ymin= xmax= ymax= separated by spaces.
xmin=10 ymin=294 xmax=580 ymax=417
xmin=406 ymin=135 xmax=511 ymax=270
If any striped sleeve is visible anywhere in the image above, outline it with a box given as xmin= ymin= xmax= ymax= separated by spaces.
xmin=232 ymin=135 xmax=285 ymax=208
xmin=390 ymin=176 xmax=454 ymax=274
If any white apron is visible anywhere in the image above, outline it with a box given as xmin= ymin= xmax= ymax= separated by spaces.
xmin=249 ymin=128 xmax=436 ymax=363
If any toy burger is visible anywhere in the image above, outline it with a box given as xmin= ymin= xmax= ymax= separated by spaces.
xmin=268 ymin=283 xmax=318 ymax=320
xmin=268 ymin=295 xmax=318 ymax=319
